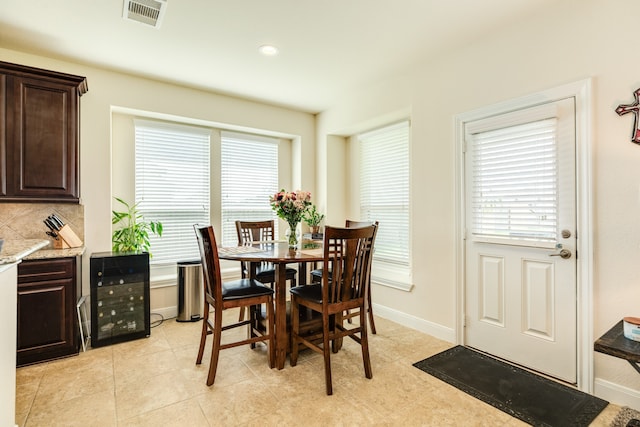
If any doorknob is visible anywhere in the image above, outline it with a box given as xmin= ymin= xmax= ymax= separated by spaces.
xmin=549 ymin=249 xmax=572 ymax=259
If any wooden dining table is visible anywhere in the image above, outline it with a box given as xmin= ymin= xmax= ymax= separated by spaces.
xmin=218 ymin=241 xmax=324 ymax=369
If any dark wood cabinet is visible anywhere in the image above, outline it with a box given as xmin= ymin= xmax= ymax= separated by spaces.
xmin=17 ymin=257 xmax=81 ymax=366
xmin=0 ymin=61 xmax=87 ymax=203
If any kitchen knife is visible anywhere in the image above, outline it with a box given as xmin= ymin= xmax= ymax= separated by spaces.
xmin=43 ymin=218 xmax=58 ymax=231
xmin=48 ymin=215 xmax=63 ymax=229
xmin=51 ymin=214 xmax=65 ymax=228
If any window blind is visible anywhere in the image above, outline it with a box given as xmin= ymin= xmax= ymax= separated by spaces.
xmin=135 ymin=120 xmax=211 ymax=265
xmin=470 ymin=118 xmax=558 ymax=243
xmin=221 ymin=131 xmax=279 ymax=246
xmin=359 ymin=121 xmax=410 ymax=266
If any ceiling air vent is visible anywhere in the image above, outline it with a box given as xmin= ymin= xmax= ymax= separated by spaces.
xmin=122 ymin=0 xmax=167 ymax=29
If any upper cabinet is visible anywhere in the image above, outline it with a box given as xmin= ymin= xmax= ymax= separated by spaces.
xmin=0 ymin=61 xmax=88 ymax=203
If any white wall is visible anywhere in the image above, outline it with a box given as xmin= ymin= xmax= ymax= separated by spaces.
xmin=317 ymin=0 xmax=640 ymax=406
xmin=5 ymin=0 xmax=640 ymax=407
xmin=0 ymin=47 xmax=316 ymax=319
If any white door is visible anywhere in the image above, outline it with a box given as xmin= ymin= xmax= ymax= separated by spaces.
xmin=464 ymin=98 xmax=577 ymax=383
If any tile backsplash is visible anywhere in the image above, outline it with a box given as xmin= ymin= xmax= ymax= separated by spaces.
xmin=0 ymin=203 xmax=84 ymax=244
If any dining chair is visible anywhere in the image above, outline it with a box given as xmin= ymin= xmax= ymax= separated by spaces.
xmin=235 ymin=220 xmax=297 ymax=321
xmin=310 ymin=220 xmax=378 ymax=334
xmin=194 ymin=224 xmax=275 ymax=386
xmin=289 ymin=224 xmax=377 ymax=395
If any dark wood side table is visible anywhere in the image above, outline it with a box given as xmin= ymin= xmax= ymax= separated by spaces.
xmin=594 ymin=320 xmax=640 ymax=374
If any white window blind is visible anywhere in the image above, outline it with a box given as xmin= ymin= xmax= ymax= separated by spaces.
xmin=221 ymin=131 xmax=279 ymax=246
xmin=470 ymin=118 xmax=558 ymax=243
xmin=135 ymin=120 xmax=211 ymax=265
xmin=359 ymin=121 xmax=410 ymax=266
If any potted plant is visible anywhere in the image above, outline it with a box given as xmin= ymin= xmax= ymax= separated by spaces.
xmin=303 ymin=204 xmax=325 ymax=234
xmin=112 ymin=197 xmax=163 ymax=255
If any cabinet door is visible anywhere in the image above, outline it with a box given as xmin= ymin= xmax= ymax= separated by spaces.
xmin=17 ymin=258 xmax=78 ymax=366
xmin=17 ymin=279 xmax=75 ymax=361
xmin=8 ymin=75 xmax=79 ymax=201
xmin=0 ymin=74 xmax=6 ymax=197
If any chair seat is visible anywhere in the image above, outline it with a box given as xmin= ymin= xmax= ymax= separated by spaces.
xmin=256 ymin=266 xmax=297 ymax=280
xmin=222 ymin=278 xmax=274 ymax=300
xmin=310 ymin=268 xmax=324 ymax=279
xmin=290 ymin=283 xmax=322 ymax=304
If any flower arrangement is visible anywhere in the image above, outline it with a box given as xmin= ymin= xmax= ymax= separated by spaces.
xmin=269 ymin=189 xmax=312 ymax=248
xmin=269 ymin=189 xmax=312 ymax=225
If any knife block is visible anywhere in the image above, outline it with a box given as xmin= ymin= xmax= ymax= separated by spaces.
xmin=58 ymin=225 xmax=83 ymax=248
xmin=53 ymin=238 xmax=70 ymax=249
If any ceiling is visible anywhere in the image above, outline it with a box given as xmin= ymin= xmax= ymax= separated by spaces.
xmin=0 ymin=0 xmax=553 ymax=113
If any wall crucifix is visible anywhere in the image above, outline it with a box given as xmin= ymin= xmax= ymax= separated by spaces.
xmin=616 ymin=88 xmax=640 ymax=144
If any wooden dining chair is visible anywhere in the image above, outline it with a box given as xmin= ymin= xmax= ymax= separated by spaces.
xmin=310 ymin=220 xmax=378 ymax=334
xmin=289 ymin=224 xmax=377 ymax=395
xmin=235 ymin=220 xmax=297 ymax=321
xmin=194 ymin=225 xmax=275 ymax=386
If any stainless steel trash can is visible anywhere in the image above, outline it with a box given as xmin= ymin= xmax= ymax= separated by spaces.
xmin=176 ymin=260 xmax=203 ymax=322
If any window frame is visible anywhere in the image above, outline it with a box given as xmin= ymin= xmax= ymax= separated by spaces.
xmin=357 ymin=120 xmax=412 ymax=290
xmin=220 ymin=131 xmax=280 ymax=246
xmin=134 ymin=119 xmax=211 ymax=266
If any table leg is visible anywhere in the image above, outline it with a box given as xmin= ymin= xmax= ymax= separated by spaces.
xmin=298 ymin=262 xmax=308 ymax=285
xmin=274 ymin=262 xmax=287 ymax=369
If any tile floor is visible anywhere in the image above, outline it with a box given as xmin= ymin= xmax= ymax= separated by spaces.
xmin=16 ymin=311 xmax=620 ymax=426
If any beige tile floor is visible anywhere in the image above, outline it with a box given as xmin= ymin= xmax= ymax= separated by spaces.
xmin=16 ymin=310 xmax=620 ymax=426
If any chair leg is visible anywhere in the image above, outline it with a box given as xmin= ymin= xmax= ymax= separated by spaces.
xmin=360 ymin=308 xmax=373 ymax=380
xmin=322 ymin=312 xmax=333 ymax=395
xmin=290 ymin=297 xmax=300 ymax=367
xmin=249 ymin=305 xmax=257 ymax=349
xmin=196 ymin=303 xmax=209 ymax=365
xmin=266 ymin=298 xmax=275 ymax=369
xmin=206 ymin=308 xmax=223 ymax=386
xmin=367 ymin=290 xmax=377 ymax=334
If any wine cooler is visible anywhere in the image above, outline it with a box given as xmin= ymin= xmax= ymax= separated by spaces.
xmin=90 ymin=252 xmax=150 ymax=347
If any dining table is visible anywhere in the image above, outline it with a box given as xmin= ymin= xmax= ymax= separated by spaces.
xmin=218 ymin=241 xmax=324 ymax=369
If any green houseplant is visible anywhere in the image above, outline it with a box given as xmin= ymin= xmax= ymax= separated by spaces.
xmin=303 ymin=204 xmax=325 ymax=234
xmin=112 ymin=197 xmax=163 ymax=255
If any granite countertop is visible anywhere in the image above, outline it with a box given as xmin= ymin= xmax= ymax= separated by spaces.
xmin=25 ymin=246 xmax=86 ymax=260
xmin=0 ymin=239 xmax=50 ymax=265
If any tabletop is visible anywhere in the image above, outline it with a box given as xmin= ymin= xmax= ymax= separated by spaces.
xmin=595 ymin=320 xmax=640 ymax=364
xmin=218 ymin=241 xmax=324 ymax=263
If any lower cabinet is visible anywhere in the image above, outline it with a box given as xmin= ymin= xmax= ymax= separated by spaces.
xmin=17 ymin=257 xmax=81 ymax=366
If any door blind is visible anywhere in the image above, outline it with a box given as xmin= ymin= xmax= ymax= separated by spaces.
xmin=470 ymin=118 xmax=558 ymax=243
xmin=135 ymin=120 xmax=211 ymax=264
xmin=221 ymin=131 xmax=279 ymax=246
xmin=359 ymin=121 xmax=410 ymax=266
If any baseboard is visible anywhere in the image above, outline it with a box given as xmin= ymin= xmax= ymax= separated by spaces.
xmin=150 ymin=306 xmax=177 ymax=321
xmin=372 ymin=303 xmax=456 ymax=343
xmin=594 ymin=377 xmax=640 ymax=410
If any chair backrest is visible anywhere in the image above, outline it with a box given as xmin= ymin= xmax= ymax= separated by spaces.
xmin=194 ymin=225 xmax=223 ymax=304
xmin=346 ymin=219 xmax=379 ymax=262
xmin=235 ymin=220 xmax=275 ymax=245
xmin=322 ymin=224 xmax=376 ymax=306
xmin=345 ymin=219 xmax=372 ymax=228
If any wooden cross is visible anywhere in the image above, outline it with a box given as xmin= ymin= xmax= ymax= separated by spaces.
xmin=616 ymin=88 xmax=640 ymax=144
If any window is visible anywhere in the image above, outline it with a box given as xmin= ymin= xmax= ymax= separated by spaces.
xmin=470 ymin=118 xmax=558 ymax=244
xmin=359 ymin=121 xmax=410 ymax=267
xmin=220 ymin=131 xmax=279 ymax=246
xmin=135 ymin=120 xmax=210 ymax=265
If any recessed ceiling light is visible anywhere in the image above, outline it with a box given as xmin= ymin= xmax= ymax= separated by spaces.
xmin=259 ymin=45 xmax=279 ymax=56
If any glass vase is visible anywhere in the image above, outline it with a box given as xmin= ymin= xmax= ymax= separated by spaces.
xmin=285 ymin=222 xmax=301 ymax=250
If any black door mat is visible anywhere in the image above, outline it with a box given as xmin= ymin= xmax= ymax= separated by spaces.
xmin=413 ymin=345 xmax=608 ymax=427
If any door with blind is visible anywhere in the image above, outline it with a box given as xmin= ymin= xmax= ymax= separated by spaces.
xmin=464 ymin=98 xmax=577 ymax=383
